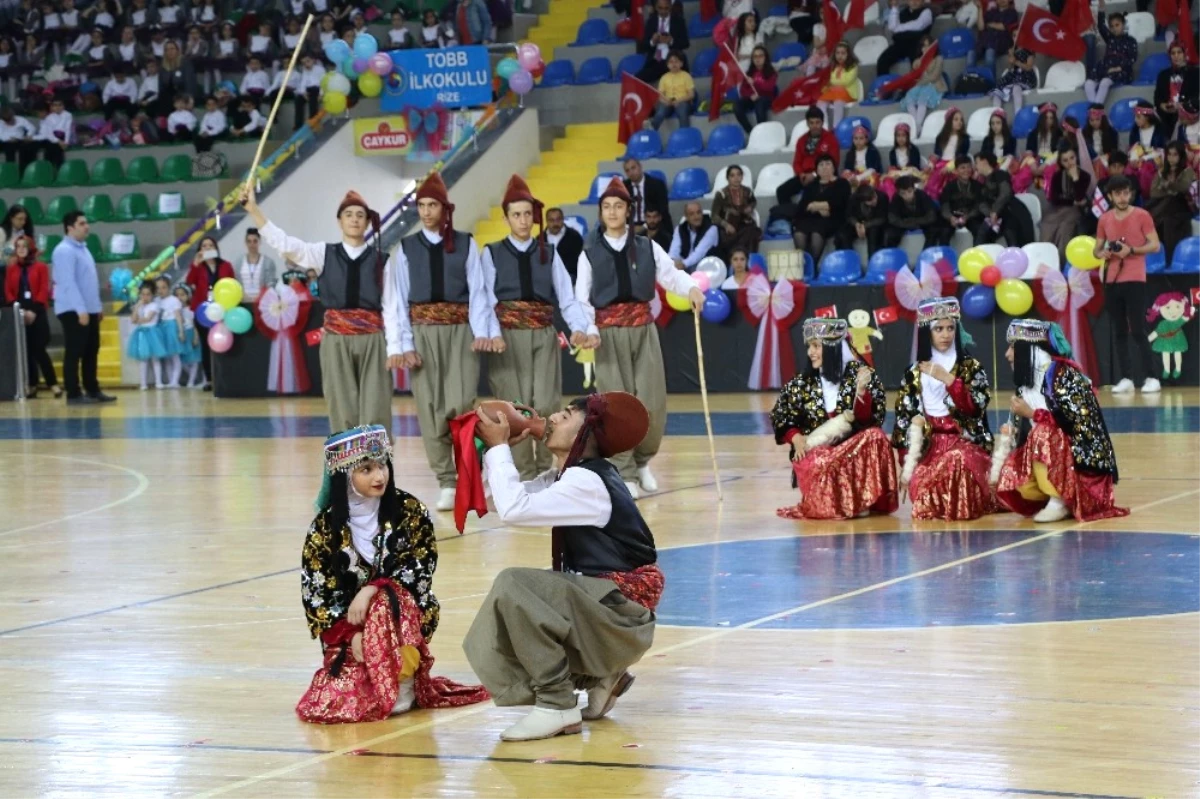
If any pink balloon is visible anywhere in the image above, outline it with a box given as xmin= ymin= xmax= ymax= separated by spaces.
xmin=368 ymin=52 xmax=393 ymax=76
xmin=691 ymin=271 xmax=710 ymax=292
xmin=517 ymin=42 xmax=541 ymax=71
xmin=208 ymin=322 xmax=234 ymax=354
xmin=995 ymin=248 xmax=1029 ymax=280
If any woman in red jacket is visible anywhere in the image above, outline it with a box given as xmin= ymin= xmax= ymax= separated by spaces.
xmin=183 ymin=235 xmax=236 ymax=390
xmin=5 ymin=235 xmax=60 ymax=398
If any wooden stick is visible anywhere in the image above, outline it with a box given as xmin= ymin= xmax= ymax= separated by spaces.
xmin=245 ymin=13 xmax=315 ymax=189
xmin=693 ymin=312 xmax=723 ymax=501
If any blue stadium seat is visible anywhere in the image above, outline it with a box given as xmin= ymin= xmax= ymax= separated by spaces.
xmin=691 ymin=47 xmax=720 ymax=78
xmin=865 ymin=248 xmax=908 ymax=282
xmin=689 ymin=13 xmax=718 ymax=39
xmin=1170 ymin=237 xmax=1200 ymax=271
xmin=1145 ymin=243 xmax=1167 ymax=274
xmin=624 ymin=130 xmax=663 ymax=161
xmin=576 ymin=57 xmax=614 ymax=85
xmin=773 ymin=42 xmax=807 ymax=64
xmin=581 ymin=172 xmax=622 ymax=204
xmin=862 ymin=75 xmax=899 ymax=105
xmin=938 ymin=28 xmax=975 ymax=59
xmin=566 ymin=215 xmax=588 ymax=237
xmin=768 ymin=3 xmax=788 ymax=17
xmin=918 ymin=246 xmax=959 ymax=272
xmin=669 ymin=167 xmax=711 ymax=199
xmin=1063 ymin=100 xmax=1091 ymax=127
xmin=835 ymin=116 xmax=872 ymax=148
xmin=1136 ymin=53 xmax=1170 ymax=85
xmin=646 ymin=168 xmax=668 ymax=185
xmin=615 ymin=52 xmax=646 ymax=80
xmin=1012 ymin=105 xmax=1040 ymax=139
xmin=814 ymin=249 xmax=861 ymax=284
xmin=540 ymin=59 xmax=575 ymax=88
xmin=704 ymin=124 xmax=745 ymax=155
xmin=1109 ymin=96 xmax=1146 ymax=133
xmin=572 ymin=18 xmax=612 ymax=46
xmin=664 ymin=126 xmax=704 ymax=158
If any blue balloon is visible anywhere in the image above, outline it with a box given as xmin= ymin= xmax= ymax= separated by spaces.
xmin=340 ymin=58 xmax=360 ymax=78
xmin=195 ymin=301 xmax=216 ymax=329
xmin=961 ymin=284 xmax=997 ymax=319
xmin=352 ymin=33 xmax=378 ymax=59
xmin=700 ymin=289 xmax=732 ymax=324
xmin=749 ymin=253 xmax=767 ymax=274
xmin=324 ymin=39 xmax=351 ymax=65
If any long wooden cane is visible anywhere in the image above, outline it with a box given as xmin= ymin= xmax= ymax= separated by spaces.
xmin=693 ymin=312 xmax=723 ymax=501
xmin=244 ymin=13 xmax=315 ymax=190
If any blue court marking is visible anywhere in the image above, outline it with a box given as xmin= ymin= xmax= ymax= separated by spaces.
xmin=3 ymin=405 xmax=1198 ymax=440
xmin=655 ymin=531 xmax=1200 ymax=629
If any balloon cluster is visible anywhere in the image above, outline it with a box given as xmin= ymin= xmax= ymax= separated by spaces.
xmin=664 ymin=256 xmax=732 ymax=323
xmin=958 ymin=246 xmax=1032 ymax=318
xmin=322 ymin=34 xmax=392 ymax=112
xmin=194 ymin=278 xmax=252 ymax=354
xmin=495 ymin=42 xmax=543 ymax=97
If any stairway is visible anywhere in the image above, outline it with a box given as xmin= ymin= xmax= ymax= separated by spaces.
xmin=473 ymin=122 xmax=622 ymax=244
xmin=47 ymin=302 xmax=125 ymax=387
xmin=524 ymin=0 xmax=602 ymax=61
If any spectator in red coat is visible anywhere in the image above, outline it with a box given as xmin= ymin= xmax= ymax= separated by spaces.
xmin=4 ymin=234 xmax=60 ymax=398
xmin=775 ymin=105 xmax=841 ymax=206
xmin=183 ymin=235 xmax=236 ymax=390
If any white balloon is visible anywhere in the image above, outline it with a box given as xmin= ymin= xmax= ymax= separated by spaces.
xmin=696 ymin=256 xmax=727 ymax=288
xmin=205 ymin=303 xmax=226 ymax=323
xmin=327 ymin=73 xmax=352 ymax=95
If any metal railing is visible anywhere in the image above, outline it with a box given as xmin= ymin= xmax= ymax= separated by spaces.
xmin=10 ymin=302 xmax=28 ymax=402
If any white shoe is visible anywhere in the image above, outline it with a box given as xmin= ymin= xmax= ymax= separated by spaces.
xmin=636 ymin=466 xmax=658 ymax=493
xmin=623 ymin=480 xmax=641 ymax=500
xmin=1110 ymin=379 xmax=1135 ymax=394
xmin=390 ymin=677 xmax=415 ymax=716
xmin=499 ymin=706 xmax=582 ymax=742
xmin=582 ymin=672 xmax=635 ymax=721
xmin=1033 ymin=496 xmax=1070 ymax=523
xmin=1140 ymin=378 xmax=1161 ymax=394
xmin=435 ymin=487 xmax=456 ymax=512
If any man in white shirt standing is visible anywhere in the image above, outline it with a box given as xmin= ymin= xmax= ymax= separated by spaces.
xmin=0 ymin=104 xmax=37 ymax=173
xmin=238 ymin=227 xmax=277 ymax=303
xmin=667 ymin=201 xmax=719 ymax=273
xmin=33 ymin=97 xmax=73 ymax=167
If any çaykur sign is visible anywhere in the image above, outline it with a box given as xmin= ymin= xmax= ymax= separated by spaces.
xmin=379 ymin=46 xmax=492 ymax=112
xmin=353 ymin=117 xmax=414 ymax=156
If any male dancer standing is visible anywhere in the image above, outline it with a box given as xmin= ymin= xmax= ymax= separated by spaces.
xmin=483 ymin=174 xmax=591 ymax=478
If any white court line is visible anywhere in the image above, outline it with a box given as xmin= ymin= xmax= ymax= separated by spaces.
xmin=0 ymin=455 xmax=150 ymax=538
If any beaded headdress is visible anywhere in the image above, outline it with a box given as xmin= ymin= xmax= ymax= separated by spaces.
xmin=323 ymin=425 xmax=392 ymax=474
xmin=1006 ymin=318 xmax=1050 ymax=344
xmin=916 ymin=297 xmax=960 ymax=327
xmin=802 ymin=317 xmax=848 ymax=343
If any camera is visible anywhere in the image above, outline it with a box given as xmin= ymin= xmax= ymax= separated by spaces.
xmin=1106 ymin=239 xmax=1125 ymax=253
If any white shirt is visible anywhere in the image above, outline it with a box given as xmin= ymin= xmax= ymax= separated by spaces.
xmin=138 ymin=73 xmax=159 ymax=103
xmin=854 ymin=148 xmax=868 ymax=170
xmin=283 ymin=32 xmax=301 ymax=50
xmin=260 ymin=220 xmax=406 ymax=357
xmin=299 ymin=63 xmax=325 ymax=91
xmin=574 ymin=232 xmax=698 ymax=337
xmin=61 ymin=10 xmax=79 ymax=27
xmin=130 ymin=8 xmax=148 ymax=26
xmin=240 ymin=70 xmax=270 ymax=94
xmin=720 ymin=274 xmax=745 ymax=290
xmin=0 ymin=115 xmax=36 ymax=142
xmin=821 ymin=342 xmax=857 ymax=413
xmin=389 ymin=27 xmax=410 ymax=46
xmin=240 ymin=108 xmax=265 ymax=135
xmin=895 ymin=148 xmax=910 ymax=168
xmin=217 ymin=38 xmax=236 ymax=57
xmin=118 ymin=41 xmax=138 ymax=62
xmin=180 ymin=305 xmax=195 ymax=330
xmin=102 ymin=76 xmax=137 ymax=102
xmin=249 ymin=34 xmax=271 ymax=54
xmin=87 ymin=43 xmax=107 ymax=61
xmin=483 ymin=445 xmax=612 ymax=528
xmin=35 ymin=110 xmax=73 ymax=143
xmin=159 ymin=6 xmax=180 ymax=24
xmin=480 ymin=235 xmax=589 ymax=336
xmin=240 ymin=254 xmax=266 ymax=301
xmin=546 ymin=229 xmax=565 ymax=247
xmin=42 ymin=11 xmax=61 ymax=29
xmin=269 ymin=68 xmax=300 ymax=93
xmin=156 ymin=294 xmax=182 ymax=322
xmin=133 ymin=301 xmax=160 ymax=327
xmin=919 ymin=345 xmax=957 ymax=418
xmin=667 ymin=222 xmax=720 ymax=270
xmin=95 ymin=11 xmax=114 ymax=28
xmin=1137 ymin=127 xmax=1154 ymax=148
xmin=167 ymin=108 xmax=197 ymax=132
xmin=199 ymin=109 xmax=226 ymax=136
xmin=66 ymin=32 xmax=91 ymax=56
xmin=1185 ymin=122 xmax=1200 ymax=146
xmin=389 ymin=228 xmax=491 ymax=354
xmin=940 ymin=135 xmax=959 ymax=163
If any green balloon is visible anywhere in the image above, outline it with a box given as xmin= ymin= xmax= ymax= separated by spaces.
xmin=224 ymin=305 xmax=253 ymax=335
xmin=496 ymin=57 xmax=520 ymax=80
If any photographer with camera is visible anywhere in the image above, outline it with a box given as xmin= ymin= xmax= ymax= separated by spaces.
xmin=1093 ymin=175 xmax=1161 ymax=395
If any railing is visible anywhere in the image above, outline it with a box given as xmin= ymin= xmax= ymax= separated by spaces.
xmin=10 ymin=302 xmax=28 ymax=402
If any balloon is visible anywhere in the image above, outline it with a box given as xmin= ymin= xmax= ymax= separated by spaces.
xmin=995 ymin=277 xmax=1034 ymax=315
xmin=700 ymin=288 xmax=732 ymax=323
xmin=531 ymin=60 xmax=545 ymax=80
xmin=749 ymin=252 xmax=767 ymax=274
xmin=1066 ymin=235 xmax=1103 ymax=270
xmin=324 ymin=39 xmax=351 ymax=65
xmin=961 ymin=284 xmax=997 ymax=319
xmin=358 ymin=71 xmax=382 ymax=97
xmin=509 ymin=69 xmax=533 ymax=95
xmin=696 ymin=255 xmax=727 ymax=287
xmin=368 ymin=52 xmax=393 ymax=76
xmin=665 ymin=291 xmax=692 ymax=312
xmin=320 ymin=71 xmax=334 ymax=92
xmin=615 ymin=18 xmax=636 ymax=39
xmin=958 ymin=247 xmax=993 ymax=283
xmin=352 ymin=32 xmax=378 ymax=59
xmin=323 ymin=91 xmax=348 ymax=114
xmin=326 ymin=72 xmax=351 ymax=95
xmin=224 ymin=306 xmax=253 ymax=335
xmin=517 ymin=42 xmax=542 ymax=69
xmin=195 ymin=301 xmax=216 ymax=328
xmin=352 ymin=57 xmax=369 ymax=74
xmin=204 ymin=302 xmax=225 ymax=324
xmin=496 ymin=57 xmax=520 ymax=80
xmin=207 ymin=322 xmax=234 ymax=354
xmin=340 ymin=58 xmax=360 ymax=78
xmin=980 ymin=265 xmax=1001 ymax=287
xmin=691 ymin=271 xmax=710 ymax=292
xmin=212 ymin=277 xmax=243 ymax=310
xmin=995 ymin=247 xmax=1028 ymax=280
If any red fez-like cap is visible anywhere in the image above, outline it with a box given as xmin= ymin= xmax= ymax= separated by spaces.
xmin=415 ymin=171 xmax=457 ymax=252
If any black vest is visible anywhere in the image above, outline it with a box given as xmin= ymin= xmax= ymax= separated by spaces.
xmin=486 ymin=237 xmax=555 ymax=303
xmin=552 ymin=459 xmax=657 ymax=575
xmin=318 ymin=243 xmax=380 ymax=311
xmin=553 ymin=228 xmax=584 ymax=282
xmin=675 ymin=214 xmax=714 ymax=259
xmin=584 ymin=231 xmax=657 ymax=307
xmin=401 ymin=230 xmax=472 ymax=304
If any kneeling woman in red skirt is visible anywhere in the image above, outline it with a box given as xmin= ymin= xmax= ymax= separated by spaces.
xmin=772 ymin=318 xmax=898 ymax=520
xmin=994 ymin=320 xmax=1129 ymax=523
xmin=892 ymin=297 xmax=997 ymax=521
xmin=296 ymin=425 xmax=489 ymax=724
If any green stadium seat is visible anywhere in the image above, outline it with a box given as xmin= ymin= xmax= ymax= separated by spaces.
xmin=0 ymin=197 xmax=6 ymax=219
xmin=15 ymin=196 xmax=46 ymax=224
xmin=20 ymin=160 xmax=55 ymax=188
xmin=43 ymin=195 xmax=80 ymax=224
xmin=125 ymin=155 xmax=160 ymax=183
xmin=85 ymin=233 xmax=103 ymax=260
xmin=90 ymin=157 xmax=126 ymax=186
xmin=54 ymin=159 xmax=90 ymax=187
xmin=36 ymin=233 xmax=63 ymax=254
xmin=82 ymin=193 xmax=115 ymax=222
xmin=152 ymin=192 xmax=186 ymax=219
xmin=159 ymin=154 xmax=194 ymax=182
xmin=115 ymin=192 xmax=152 ymax=221
xmin=99 ymin=231 xmax=140 ymax=262
xmin=0 ymin=161 xmax=19 ymax=189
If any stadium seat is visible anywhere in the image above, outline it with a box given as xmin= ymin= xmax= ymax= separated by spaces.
xmin=581 ymin=172 xmax=622 ymax=204
xmin=36 ymin=233 xmax=62 ymax=254
xmin=917 ymin=246 xmax=958 ymax=272
xmin=1144 ymin=243 xmax=1167 ymax=274
xmin=664 ymin=127 xmax=704 ymax=158
xmin=615 ymin=52 xmax=646 ymax=80
xmin=768 ymin=3 xmax=788 ymax=17
xmin=624 ymin=130 xmax=663 ymax=161
xmin=835 ymin=116 xmax=872 ymax=149
xmin=1015 ymin=192 xmax=1042 ymax=231
xmin=853 ymin=35 xmax=889 ymax=69
xmin=572 ymin=18 xmax=612 ymax=46
xmin=43 ymin=195 xmax=79 ymax=224
xmin=89 ymin=157 xmax=126 ymax=185
xmin=704 ymin=124 xmax=745 ymax=156
xmin=1108 ymin=97 xmax=1145 ymax=133
xmin=159 ymin=154 xmax=195 ymax=182
xmin=645 ymin=168 xmax=668 ymax=185
xmin=82 ymin=193 xmax=115 ymax=222
xmin=565 ymin=215 xmax=588 ymax=237
xmin=1022 ymin=241 xmax=1059 ymax=276
xmin=125 ymin=155 xmax=161 ymax=183
xmin=54 ymin=159 xmax=90 ymax=187
xmin=783 ymin=119 xmax=810 ymax=151
xmin=754 ymin=162 xmax=794 ymax=199
xmin=20 ymin=160 xmax=55 ymax=188
xmin=669 ymin=167 xmax=711 ymax=200
xmin=1170 ymin=237 xmax=1200 ymax=271
xmin=938 ymin=28 xmax=975 ymax=59
xmin=540 ymin=59 xmax=575 ymax=88
xmin=1039 ymin=61 xmax=1086 ymax=94
xmin=966 ymin=107 xmax=997 ymax=140
xmin=688 ymin=13 xmax=717 ymax=39
xmin=115 ymin=192 xmax=152 ymax=221
xmin=153 ymin=191 xmax=186 ymax=219
xmin=1012 ymin=104 xmax=1040 ymax=139
xmin=862 ymin=75 xmax=898 ymax=105
xmin=741 ymin=121 xmax=787 ymax=154
xmin=1124 ymin=11 xmax=1155 ymax=43
xmin=773 ymin=42 xmax=807 ymax=64
xmin=576 ymin=57 xmax=613 ymax=85
xmin=84 ymin=233 xmax=103 ymax=260
xmin=691 ymin=47 xmax=719 ymax=78
xmin=915 ymin=110 xmax=947 ymax=144
xmin=813 ymin=249 xmax=861 ymax=284
xmin=1063 ymin=100 xmax=1090 ymax=126
xmin=1135 ymin=53 xmax=1170 ymax=86
xmin=0 ymin=161 xmax=18 ymax=189
xmin=874 ymin=113 xmax=916 ymax=147
xmin=99 ymin=231 xmax=140 ymax=262
xmin=16 ymin=196 xmax=46 ymax=224
xmin=865 ymin=248 xmax=908 ymax=282
xmin=706 ymin=164 xmax=753 ymax=198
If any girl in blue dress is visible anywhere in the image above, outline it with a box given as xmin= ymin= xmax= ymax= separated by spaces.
xmin=127 ymin=281 xmax=167 ymax=389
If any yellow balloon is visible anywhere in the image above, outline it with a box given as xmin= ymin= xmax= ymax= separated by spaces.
xmin=1066 ymin=235 xmax=1103 ymax=270
xmin=665 ymin=291 xmax=691 ymax=312
xmin=323 ymin=91 xmax=348 ymax=114
xmin=213 ymin=277 xmax=244 ymax=310
xmin=995 ymin=278 xmax=1033 ymax=316
xmin=958 ymin=247 xmax=993 ymax=284
xmin=358 ymin=71 xmax=382 ymax=98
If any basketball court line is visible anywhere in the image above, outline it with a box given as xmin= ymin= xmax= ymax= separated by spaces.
xmin=0 ymin=455 xmax=150 ymax=538
xmin=187 ymin=487 xmax=1199 ymax=799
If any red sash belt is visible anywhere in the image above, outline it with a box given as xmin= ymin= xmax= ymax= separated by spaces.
xmin=411 ymin=302 xmax=469 ymax=326
xmin=597 ymin=563 xmax=665 ymax=611
xmin=324 ymin=308 xmax=384 ymax=336
xmin=496 ymin=300 xmax=554 ymax=329
xmin=595 ymin=301 xmax=652 ymax=328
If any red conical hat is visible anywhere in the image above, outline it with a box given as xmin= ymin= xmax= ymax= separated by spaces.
xmin=416 ymin=171 xmax=457 ymax=252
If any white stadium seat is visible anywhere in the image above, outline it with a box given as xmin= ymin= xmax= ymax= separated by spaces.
xmin=706 ymin=164 xmax=754 ymax=198
xmin=1015 ymin=192 xmax=1042 ymax=230
xmin=755 ymin=162 xmax=795 ymax=199
xmin=853 ymin=35 xmax=889 ymax=68
xmin=1125 ymin=12 xmax=1155 ymax=43
xmin=1022 ymin=242 xmax=1060 ymax=278
xmin=915 ymin=110 xmax=947 ymax=145
xmin=741 ymin=121 xmax=787 ymax=154
xmin=967 ymin=107 xmax=997 ymax=140
xmin=874 ymin=112 xmax=916 ymax=147
xmin=1039 ymin=61 xmax=1086 ymax=94
xmin=783 ymin=119 xmax=811 ymax=152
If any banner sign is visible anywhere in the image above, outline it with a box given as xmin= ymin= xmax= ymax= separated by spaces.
xmin=380 ymin=46 xmax=491 ymax=111
xmin=353 ymin=116 xmax=413 ymax=156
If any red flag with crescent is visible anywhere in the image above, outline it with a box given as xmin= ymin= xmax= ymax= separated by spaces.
xmin=618 ymin=72 xmax=660 ymax=144
xmin=1016 ymin=6 xmax=1085 ymax=61
xmin=822 ymin=0 xmax=845 ymax=51
xmin=1059 ymin=0 xmax=1094 ymax=35
xmin=630 ymin=0 xmax=645 ymax=45
xmin=709 ymin=43 xmax=742 ymax=121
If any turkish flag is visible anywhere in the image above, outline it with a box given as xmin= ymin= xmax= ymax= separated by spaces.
xmin=843 ymin=0 xmax=867 ymax=31
xmin=618 ymin=72 xmax=660 ymax=144
xmin=709 ymin=43 xmax=742 ymax=121
xmin=1191 ymin=286 xmax=1200 ymax=307
xmin=1016 ymin=6 xmax=1085 ymax=61
xmin=700 ymin=0 xmax=718 ymax=22
xmin=772 ymin=66 xmax=831 ymax=114
xmin=305 ymin=328 xmax=323 ymax=347
xmin=1059 ymin=0 xmax=1093 ymax=36
xmin=874 ymin=306 xmax=899 ymax=325
xmin=1162 ymin=0 xmax=1200 ymax=65
xmin=822 ymin=0 xmax=844 ymax=50
xmin=814 ymin=304 xmax=839 ymax=319
xmin=630 ymin=0 xmax=644 ymax=46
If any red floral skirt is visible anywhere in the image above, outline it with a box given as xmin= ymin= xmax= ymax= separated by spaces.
xmin=296 ymin=580 xmax=490 ymax=724
xmin=778 ymin=426 xmax=898 ymax=520
xmin=909 ymin=430 xmax=997 ymax=521
xmin=996 ymin=420 xmax=1129 ymax=523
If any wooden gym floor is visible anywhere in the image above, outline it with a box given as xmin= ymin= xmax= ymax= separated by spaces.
xmin=0 ymin=389 xmax=1196 ymax=798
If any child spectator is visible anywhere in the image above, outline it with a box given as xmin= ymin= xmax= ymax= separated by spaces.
xmin=195 ymin=94 xmax=226 ymax=152
xmin=648 ymin=50 xmax=694 ymax=131
xmin=102 ymin=64 xmax=138 ymax=118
